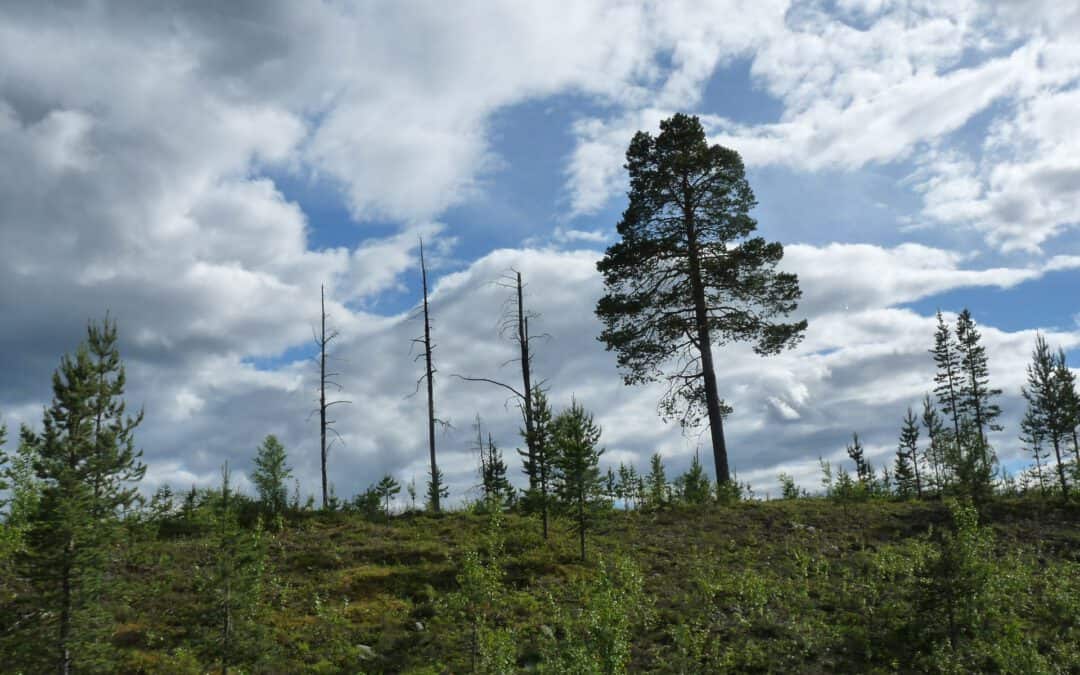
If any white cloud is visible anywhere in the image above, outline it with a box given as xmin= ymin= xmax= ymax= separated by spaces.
xmin=559 ymin=1 xmax=1080 ymax=254
xmin=3 ymin=1 xmax=1080 ymax=505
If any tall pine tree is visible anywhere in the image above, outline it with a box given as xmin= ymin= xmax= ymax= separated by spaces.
xmin=595 ymin=113 xmax=806 ymax=487
xmin=24 ymin=317 xmax=145 ymax=674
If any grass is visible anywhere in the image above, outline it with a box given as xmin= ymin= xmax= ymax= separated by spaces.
xmin=5 ymin=496 xmax=1080 ymax=673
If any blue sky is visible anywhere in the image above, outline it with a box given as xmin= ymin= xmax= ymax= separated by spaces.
xmin=2 ymin=1 xmax=1080 ymax=502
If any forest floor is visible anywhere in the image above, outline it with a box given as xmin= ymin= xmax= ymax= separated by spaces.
xmin=71 ymin=497 xmax=1080 ymax=672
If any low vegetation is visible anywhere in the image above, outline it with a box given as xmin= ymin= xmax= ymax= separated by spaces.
xmin=2 ymin=485 xmax=1079 ymax=673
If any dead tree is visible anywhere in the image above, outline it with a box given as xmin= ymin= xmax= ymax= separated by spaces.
xmin=454 ymin=269 xmax=551 ymax=532
xmin=313 ymin=284 xmax=350 ymax=509
xmin=413 ymin=239 xmax=444 ymax=512
xmin=512 ymin=271 xmax=537 ymax=491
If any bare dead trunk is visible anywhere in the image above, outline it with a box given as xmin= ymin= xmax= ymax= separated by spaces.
xmin=421 ymin=241 xmax=440 ymax=512
xmin=320 ymin=285 xmax=328 ymax=509
xmin=516 ymin=272 xmax=536 ymax=491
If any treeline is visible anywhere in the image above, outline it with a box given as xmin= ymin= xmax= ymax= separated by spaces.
xmin=803 ymin=309 xmax=1080 ymax=503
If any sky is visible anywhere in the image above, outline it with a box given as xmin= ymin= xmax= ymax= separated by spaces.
xmin=2 ymin=0 xmax=1080 ymax=503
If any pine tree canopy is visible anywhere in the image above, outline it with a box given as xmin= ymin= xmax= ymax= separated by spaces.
xmin=595 ymin=112 xmax=806 ymax=485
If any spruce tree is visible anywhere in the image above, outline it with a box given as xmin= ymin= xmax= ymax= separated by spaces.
xmin=23 ymin=317 xmax=145 ymax=674
xmin=376 ymin=474 xmax=401 ymax=521
xmin=645 ymin=453 xmax=669 ymax=508
xmin=519 ymin=386 xmax=554 ymax=538
xmin=471 ymin=416 xmax=512 ymax=509
xmin=0 ymin=422 xmax=32 ymax=572
xmin=1052 ymin=348 xmax=1080 ymax=469
xmin=426 ymin=467 xmax=448 ymax=511
xmin=595 ymin=113 xmax=806 ymax=487
xmin=617 ymin=463 xmax=640 ymax=509
xmin=0 ymin=418 xmax=6 ymax=489
xmin=897 ymin=407 xmax=922 ymax=498
xmin=675 ymin=451 xmax=711 ymax=504
xmin=479 ymin=431 xmax=512 ymax=509
xmin=605 ymin=467 xmax=619 ymax=504
xmin=931 ymin=311 xmax=965 ymax=466
xmin=199 ymin=462 xmax=268 ymax=673
xmin=1019 ymin=406 xmax=1049 ymax=497
xmin=846 ymin=432 xmax=872 ymax=486
xmin=551 ymin=399 xmax=605 ymax=561
xmin=921 ymin=394 xmax=949 ymax=493
xmin=955 ymin=309 xmax=1002 ymax=474
xmin=251 ymin=435 xmax=291 ymax=520
xmin=894 ymin=445 xmax=916 ymax=499
xmin=634 ymin=475 xmax=647 ymax=508
xmin=1021 ymin=334 xmax=1069 ymax=497
xmin=406 ymin=475 xmax=417 ymax=512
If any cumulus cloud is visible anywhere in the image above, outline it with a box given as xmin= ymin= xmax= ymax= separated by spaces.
xmin=3 ymin=1 xmax=1078 ymax=506
xmin=562 ymin=1 xmax=1080 ymax=253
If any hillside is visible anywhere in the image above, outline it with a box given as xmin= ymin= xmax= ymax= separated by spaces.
xmin=4 ymin=497 xmax=1078 ymax=673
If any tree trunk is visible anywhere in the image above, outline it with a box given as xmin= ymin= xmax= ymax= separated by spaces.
xmin=516 ymin=273 xmax=536 ymax=492
xmin=578 ymin=486 xmax=586 ymax=562
xmin=1052 ymin=435 xmax=1068 ymax=498
xmin=942 ymin=342 xmax=964 ymax=473
xmin=421 ymin=241 xmax=440 ymax=512
xmin=1072 ymin=429 xmax=1080 ymax=467
xmin=538 ymin=443 xmax=549 ymax=540
xmin=222 ymin=574 xmax=231 ymax=675
xmin=320 ymin=285 xmax=328 ymax=510
xmin=965 ymin=362 xmax=990 ymax=474
xmin=1034 ymin=442 xmax=1046 ymax=496
xmin=59 ymin=540 xmax=72 ymax=675
xmin=912 ymin=448 xmax=922 ymax=499
xmin=684 ymin=195 xmax=730 ymax=485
